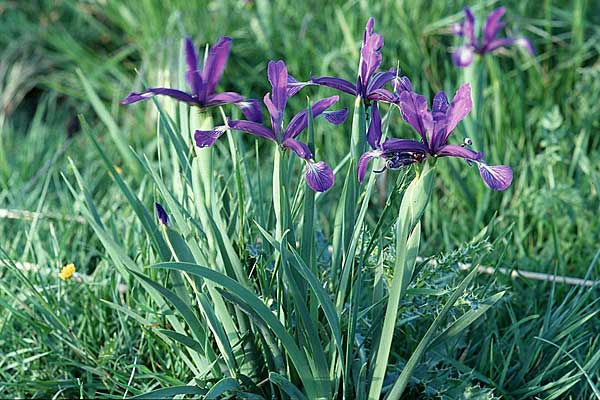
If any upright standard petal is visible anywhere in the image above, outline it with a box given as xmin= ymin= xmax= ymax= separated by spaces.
xmin=366 ymin=102 xmax=382 ymax=149
xmin=478 ymin=163 xmax=513 ymax=190
xmin=463 ymin=7 xmax=477 ymax=45
xmin=359 ymin=17 xmax=384 ymax=94
xmin=202 ymin=36 xmax=232 ymax=96
xmin=282 ymin=138 xmax=312 ymax=160
xmin=311 ymin=76 xmax=357 ymax=96
xmin=194 ymin=126 xmax=228 ymax=148
xmin=267 ymin=60 xmax=289 ymax=127
xmin=443 ymin=83 xmax=472 ymax=143
xmin=430 ymin=91 xmax=450 ymax=151
xmin=283 ymin=96 xmax=340 ymax=140
xmin=228 ymin=119 xmax=277 ymax=142
xmin=357 ymin=150 xmax=383 ymax=183
xmin=120 ymin=88 xmax=199 ymax=105
xmin=398 ymin=90 xmax=432 ymax=146
xmin=305 ymin=160 xmax=335 ymax=192
xmin=482 ymin=7 xmax=506 ymax=48
xmin=184 ymin=37 xmax=203 ymax=96
xmin=452 ymin=45 xmax=475 ymax=67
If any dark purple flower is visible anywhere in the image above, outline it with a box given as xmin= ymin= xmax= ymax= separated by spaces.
xmin=359 ymin=81 xmax=512 ymax=190
xmin=121 ymin=37 xmax=263 ymax=122
xmin=451 ymin=7 xmax=535 ymax=67
xmin=194 ymin=60 xmax=348 ymax=192
xmin=310 ymin=18 xmax=409 ymax=105
xmin=155 ymin=202 xmax=169 ymax=225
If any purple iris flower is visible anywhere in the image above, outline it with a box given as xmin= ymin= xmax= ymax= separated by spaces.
xmin=451 ymin=7 xmax=535 ymax=68
xmin=358 ymin=81 xmax=512 ymax=190
xmin=155 ymin=202 xmax=169 ymax=226
xmin=310 ymin=17 xmax=402 ymax=105
xmin=120 ymin=36 xmax=263 ymax=122
xmin=194 ymin=60 xmax=348 ymax=192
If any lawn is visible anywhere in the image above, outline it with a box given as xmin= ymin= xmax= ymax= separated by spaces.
xmin=1 ymin=0 xmax=599 ymax=398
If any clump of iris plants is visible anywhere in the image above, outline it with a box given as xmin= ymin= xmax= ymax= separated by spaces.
xmin=81 ymin=6 xmax=531 ymax=399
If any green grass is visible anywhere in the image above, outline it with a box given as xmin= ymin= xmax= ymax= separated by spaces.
xmin=1 ymin=0 xmax=599 ymax=398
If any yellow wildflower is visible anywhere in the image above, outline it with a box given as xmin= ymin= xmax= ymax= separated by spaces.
xmin=59 ymin=263 xmax=76 ymax=280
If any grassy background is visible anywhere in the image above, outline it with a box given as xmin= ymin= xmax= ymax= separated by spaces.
xmin=1 ymin=0 xmax=599 ymax=398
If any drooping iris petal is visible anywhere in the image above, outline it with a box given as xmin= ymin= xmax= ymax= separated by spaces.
xmin=205 ymin=92 xmax=245 ymax=106
xmin=430 ymin=91 xmax=450 ymax=150
xmin=359 ymin=17 xmax=384 ymax=94
xmin=155 ymin=202 xmax=169 ymax=225
xmin=366 ymin=102 xmax=382 ymax=149
xmin=357 ymin=150 xmax=383 ymax=183
xmin=194 ymin=126 xmax=228 ymax=148
xmin=282 ymin=138 xmax=312 ymax=160
xmin=184 ymin=37 xmax=203 ymax=96
xmin=452 ymin=45 xmax=475 ymax=67
xmin=478 ymin=163 xmax=513 ymax=190
xmin=283 ymin=95 xmax=340 ymax=140
xmin=366 ymin=88 xmax=397 ymax=103
xmin=482 ymin=7 xmax=506 ymax=48
xmin=436 ymin=144 xmax=483 ymax=161
xmin=305 ymin=160 xmax=335 ymax=192
xmin=311 ymin=76 xmax=357 ymax=96
xmin=463 ymin=7 xmax=476 ymax=44
xmin=323 ymin=109 xmax=349 ymax=125
xmin=443 ymin=83 xmax=472 ymax=143
xmin=120 ymin=88 xmax=199 ymax=105
xmin=202 ymin=36 xmax=232 ymax=97
xmin=485 ymin=37 xmax=536 ymax=56
xmin=227 ymin=119 xmax=277 ymax=141
xmin=398 ymin=90 xmax=432 ymax=145
xmin=267 ymin=60 xmax=289 ymax=128
xmin=236 ymin=99 xmax=263 ymax=123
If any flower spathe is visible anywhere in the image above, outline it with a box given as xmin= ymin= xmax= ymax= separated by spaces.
xmin=358 ymin=81 xmax=512 ymax=190
xmin=451 ymin=7 xmax=535 ymax=67
xmin=310 ymin=18 xmax=406 ymax=105
xmin=121 ymin=36 xmax=263 ymax=122
xmin=194 ymin=60 xmax=348 ymax=192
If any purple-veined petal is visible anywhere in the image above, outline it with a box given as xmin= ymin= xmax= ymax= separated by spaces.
xmin=357 ymin=150 xmax=383 ymax=183
xmin=155 ymin=202 xmax=169 ymax=226
xmin=482 ymin=7 xmax=506 ymax=48
xmin=323 ymin=109 xmax=348 ymax=125
xmin=284 ymin=95 xmax=340 ymax=140
xmin=263 ymin=92 xmax=279 ymax=133
xmin=367 ymin=88 xmax=398 ymax=104
xmin=381 ymin=138 xmax=429 ymax=153
xmin=205 ymin=92 xmax=244 ymax=106
xmin=194 ymin=126 xmax=228 ymax=148
xmin=184 ymin=37 xmax=203 ymax=96
xmin=305 ymin=160 xmax=335 ymax=192
xmin=430 ymin=91 xmax=449 ymax=151
xmin=311 ymin=76 xmax=357 ymax=96
xmin=478 ymin=163 xmax=513 ymax=190
xmin=283 ymin=138 xmax=312 ymax=160
xmin=366 ymin=102 xmax=382 ymax=149
xmin=443 ymin=83 xmax=472 ymax=143
xmin=436 ymin=144 xmax=482 ymax=161
xmin=120 ymin=88 xmax=198 ymax=105
xmin=228 ymin=119 xmax=277 ymax=142
xmin=267 ymin=60 xmax=289 ymax=127
xmin=394 ymin=76 xmax=413 ymax=93
xmin=452 ymin=45 xmax=475 ymax=67
xmin=367 ymin=69 xmax=397 ymax=92
xmin=359 ymin=17 xmax=384 ymax=94
xmin=202 ymin=36 xmax=232 ymax=97
xmin=236 ymin=99 xmax=263 ymax=123
xmin=287 ymin=74 xmax=311 ymax=97
xmin=398 ymin=90 xmax=432 ymax=146
xmin=463 ymin=7 xmax=476 ymax=44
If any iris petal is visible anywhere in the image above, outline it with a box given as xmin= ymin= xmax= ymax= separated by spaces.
xmin=305 ymin=161 xmax=335 ymax=192
xmin=357 ymin=150 xmax=383 ymax=183
xmin=478 ymin=164 xmax=513 ymax=190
